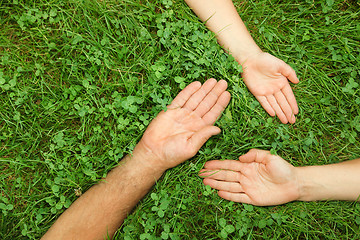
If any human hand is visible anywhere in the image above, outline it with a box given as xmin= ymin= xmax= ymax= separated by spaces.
xmin=199 ymin=149 xmax=300 ymax=206
xmin=241 ymin=52 xmax=299 ymax=124
xmin=135 ymin=79 xmax=231 ymax=173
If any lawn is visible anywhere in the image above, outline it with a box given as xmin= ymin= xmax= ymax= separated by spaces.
xmin=1 ymin=0 xmax=359 ymax=239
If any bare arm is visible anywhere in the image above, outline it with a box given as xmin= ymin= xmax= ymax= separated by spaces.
xmin=298 ymin=158 xmax=360 ymax=202
xmin=184 ymin=0 xmax=261 ymax=63
xmin=42 ymin=150 xmax=164 ymax=240
xmin=200 ymin=149 xmax=360 ymax=206
xmin=42 ymin=79 xmax=231 ymax=239
xmin=185 ymin=0 xmax=300 ymax=124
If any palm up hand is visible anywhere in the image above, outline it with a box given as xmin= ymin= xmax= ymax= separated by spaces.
xmin=242 ymin=52 xmax=299 ymax=124
xmin=199 ymin=149 xmax=300 ymax=206
xmin=139 ymin=78 xmax=231 ymax=171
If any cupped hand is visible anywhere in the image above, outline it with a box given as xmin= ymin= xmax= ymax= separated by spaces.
xmin=241 ymin=52 xmax=299 ymax=124
xmin=137 ymin=79 xmax=231 ymax=172
xmin=199 ymin=149 xmax=300 ymax=206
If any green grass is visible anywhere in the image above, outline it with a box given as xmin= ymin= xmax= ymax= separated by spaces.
xmin=1 ymin=0 xmax=360 ymax=239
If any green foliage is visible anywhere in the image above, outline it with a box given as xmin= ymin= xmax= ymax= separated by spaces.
xmin=1 ymin=0 xmax=360 ymax=239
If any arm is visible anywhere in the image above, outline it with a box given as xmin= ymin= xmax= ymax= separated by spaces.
xmin=199 ymin=149 xmax=360 ymax=206
xmin=297 ymin=158 xmax=360 ymax=202
xmin=184 ymin=0 xmax=261 ymax=63
xmin=42 ymin=79 xmax=231 ymax=239
xmin=42 ymin=151 xmax=164 ymax=240
xmin=185 ymin=0 xmax=299 ymax=124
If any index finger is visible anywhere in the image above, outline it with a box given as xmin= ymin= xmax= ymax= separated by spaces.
xmin=202 ymin=91 xmax=231 ymax=125
xmin=202 ymin=159 xmax=244 ymax=172
xmin=282 ymin=84 xmax=299 ymax=115
xmin=168 ymin=81 xmax=202 ymax=109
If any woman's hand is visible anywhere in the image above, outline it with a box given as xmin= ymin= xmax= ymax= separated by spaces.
xmin=241 ymin=52 xmax=299 ymax=124
xmin=200 ymin=149 xmax=300 ymax=206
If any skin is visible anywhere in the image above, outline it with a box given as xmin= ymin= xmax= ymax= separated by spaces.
xmin=42 ymin=79 xmax=231 ymax=240
xmin=185 ymin=0 xmax=299 ymax=124
xmin=200 ymin=149 xmax=360 ymax=206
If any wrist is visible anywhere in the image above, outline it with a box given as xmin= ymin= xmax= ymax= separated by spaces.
xmin=295 ymin=166 xmax=325 ymax=202
xmin=202 ymin=5 xmax=263 ymax=64
xmin=128 ymin=141 xmax=167 ymax=178
xmin=229 ymin=41 xmax=262 ymax=65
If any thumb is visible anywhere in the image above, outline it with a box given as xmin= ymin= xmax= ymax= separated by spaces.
xmin=189 ymin=126 xmax=221 ymax=152
xmin=238 ymin=149 xmax=271 ymax=164
xmin=279 ymin=61 xmax=299 ymax=84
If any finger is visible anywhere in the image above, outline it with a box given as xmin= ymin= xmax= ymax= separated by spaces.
xmin=279 ymin=61 xmax=299 ymax=84
xmin=202 ymin=160 xmax=244 ymax=172
xmin=188 ymin=125 xmax=221 ymax=153
xmin=199 ymin=169 xmax=241 ymax=182
xmin=203 ymin=178 xmax=244 ymax=193
xmin=218 ymin=191 xmax=252 ymax=204
xmin=238 ymin=149 xmax=271 ymax=164
xmin=274 ymin=91 xmax=295 ymax=124
xmin=266 ymin=95 xmax=288 ymax=124
xmin=202 ymin=91 xmax=231 ymax=125
xmin=183 ymin=78 xmax=217 ymax=111
xmin=282 ymin=84 xmax=298 ymax=115
xmin=168 ymin=81 xmax=202 ymax=108
xmin=194 ymin=80 xmax=228 ymax=117
xmin=255 ymin=96 xmax=275 ymax=117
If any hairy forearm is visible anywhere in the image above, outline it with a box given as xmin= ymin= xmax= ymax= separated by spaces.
xmin=42 ymin=145 xmax=164 ymax=240
xmin=296 ymin=158 xmax=360 ymax=202
xmin=184 ymin=0 xmax=261 ymax=62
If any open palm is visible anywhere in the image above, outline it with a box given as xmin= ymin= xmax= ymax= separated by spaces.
xmin=200 ymin=149 xmax=300 ymax=206
xmin=139 ymin=79 xmax=231 ymax=171
xmin=242 ymin=52 xmax=299 ymax=124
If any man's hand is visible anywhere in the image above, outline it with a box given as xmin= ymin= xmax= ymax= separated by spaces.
xmin=136 ymin=78 xmax=231 ymax=172
xmin=241 ymin=52 xmax=299 ymax=124
xmin=41 ymin=79 xmax=230 ymax=240
xmin=199 ymin=149 xmax=300 ymax=206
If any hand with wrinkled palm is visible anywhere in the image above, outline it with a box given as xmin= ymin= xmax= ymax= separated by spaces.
xmin=136 ymin=78 xmax=231 ymax=172
xmin=241 ymin=52 xmax=299 ymax=124
xmin=199 ymin=149 xmax=300 ymax=206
